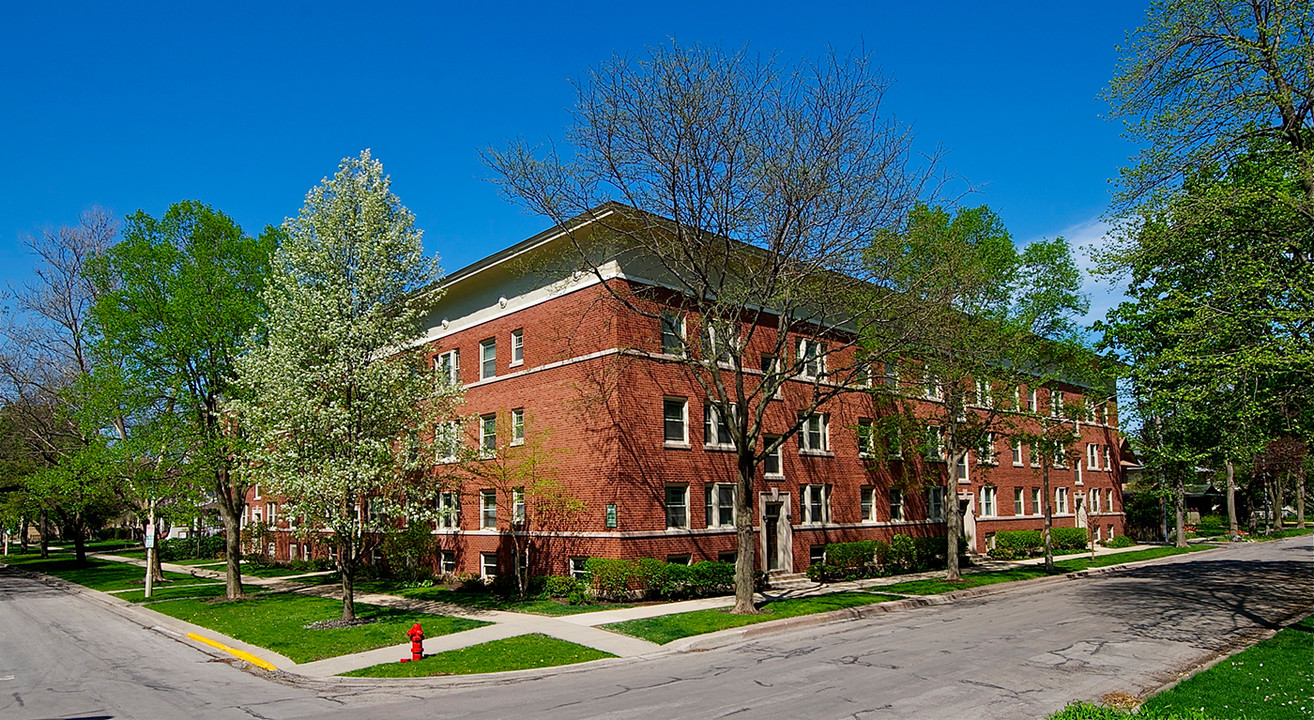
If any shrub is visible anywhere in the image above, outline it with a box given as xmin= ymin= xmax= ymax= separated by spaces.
xmin=156 ymin=535 xmax=227 ymax=561
xmin=990 ymin=530 xmax=1043 ymax=560
xmin=633 ymin=557 xmax=669 ymax=598
xmin=686 ymin=561 xmax=734 ymax=597
xmin=584 ymin=558 xmax=636 ymax=600
xmin=1101 ymin=534 xmax=1135 ymax=549
xmin=1050 ymin=527 xmax=1090 ymax=551
xmin=888 ymin=534 xmax=918 ymax=571
xmin=542 ymin=575 xmax=583 ymax=598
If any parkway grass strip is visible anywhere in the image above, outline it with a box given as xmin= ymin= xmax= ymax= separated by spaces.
xmin=341 ymin=633 xmax=616 ymax=677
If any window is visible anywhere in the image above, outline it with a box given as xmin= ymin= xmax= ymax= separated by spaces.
xmin=718 ymin=550 xmax=737 ymax=564
xmin=857 ymin=419 xmax=876 ymax=458
xmin=861 ymin=487 xmax=876 ymax=521
xmin=440 ymin=551 xmax=456 ymax=574
xmin=1075 ymin=458 xmax=1084 ymax=484
xmin=926 ymin=426 xmax=945 ymax=461
xmin=1012 ymin=438 xmax=1024 ymax=467
xmin=479 ymin=339 xmax=496 ymax=380
xmin=512 ymin=487 xmax=525 ymax=524
xmin=887 ymin=425 xmax=904 ymax=459
xmin=955 ymin=451 xmax=970 ymax=483
xmin=435 ymin=421 xmax=461 ymax=462
xmin=1090 ymin=489 xmax=1101 ymax=513
xmin=569 ymin=557 xmax=589 ymax=579
xmin=1107 ymin=524 xmax=1115 ymax=539
xmin=799 ymin=413 xmax=829 ymax=452
xmin=1029 ymin=443 xmax=1041 ymax=468
xmin=809 ymin=545 xmax=826 ymax=566
xmin=665 ymin=485 xmax=689 ymax=528
xmin=704 ymin=402 xmax=735 ymax=447
xmin=480 ymin=552 xmax=497 ymax=579
xmin=661 ymin=311 xmax=685 ymax=355
xmin=1087 ymin=443 xmax=1100 ymax=470
xmin=480 ymin=489 xmax=497 ymax=529
xmin=480 ymin=413 xmax=497 ymax=452
xmin=1094 ymin=525 xmax=1102 ymax=542
xmin=763 ymin=435 xmax=783 ymax=477
xmin=510 ymin=329 xmax=524 ymax=366
xmin=923 ymin=368 xmax=942 ymax=400
xmin=290 ymin=543 xmax=298 ymax=560
xmin=1014 ymin=488 xmax=1025 ymax=516
xmin=1050 ymin=389 xmax=1064 ymax=417
xmin=254 ymin=483 xmax=261 ymax=500
xmin=1027 ymin=388 xmax=1038 ymax=412
xmin=1056 ymin=487 xmax=1069 ymax=514
xmin=511 ymin=408 xmax=525 ymax=445
xmin=884 ymin=361 xmax=900 ymax=390
xmin=802 ymin=484 xmax=830 ymax=524
xmin=701 ymin=319 xmax=734 ymax=364
xmin=890 ymin=489 xmax=905 ymax=521
xmin=436 ymin=349 xmax=460 ymax=386
xmin=975 ymin=379 xmax=993 ymax=407
xmin=304 ymin=544 xmax=312 ymax=561
xmin=927 ymin=486 xmax=945 ymax=522
xmin=1106 ymin=488 xmax=1115 ymax=512
xmin=1103 ymin=446 xmax=1112 ymax=471
xmin=798 ymin=338 xmax=825 ymax=379
xmin=853 ymin=350 xmax=873 ymax=387
xmin=666 ymin=554 xmax=692 ymax=566
xmin=704 ymin=484 xmax=736 ymax=528
xmin=435 ymin=491 xmax=460 ymax=529
xmin=1031 ymin=488 xmax=1042 ymax=516
xmin=266 ymin=503 xmax=277 ymax=524
xmin=663 ymin=398 xmax=688 ymax=444
xmin=981 ymin=487 xmax=997 ymax=517
xmin=978 ymin=432 xmax=998 ymax=465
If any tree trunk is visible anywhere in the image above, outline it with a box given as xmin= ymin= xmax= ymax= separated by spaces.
xmin=1042 ymin=456 xmax=1054 ymax=572
xmin=20 ymin=517 xmax=29 ymax=553
xmin=1226 ymin=459 xmax=1240 ymax=541
xmin=214 ymin=467 xmax=245 ymax=599
xmin=945 ymin=448 xmax=963 ymax=582
xmin=339 ymin=558 xmax=357 ymax=621
xmin=72 ymin=526 xmax=87 ymax=565
xmin=39 ymin=509 xmax=48 ymax=559
xmin=731 ymin=456 xmax=757 ymax=615
xmin=1173 ymin=464 xmax=1187 ymax=548
xmin=1297 ymin=471 xmax=1306 ymax=529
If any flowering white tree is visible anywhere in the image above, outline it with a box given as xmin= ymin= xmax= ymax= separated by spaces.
xmin=236 ymin=150 xmax=456 ymax=621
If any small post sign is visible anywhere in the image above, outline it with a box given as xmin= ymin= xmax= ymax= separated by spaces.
xmin=605 ymin=504 xmax=618 ymax=528
xmin=144 ymin=530 xmax=155 ymax=549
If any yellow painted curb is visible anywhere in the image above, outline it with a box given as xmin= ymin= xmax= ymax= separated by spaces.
xmin=186 ymin=632 xmax=278 ymax=671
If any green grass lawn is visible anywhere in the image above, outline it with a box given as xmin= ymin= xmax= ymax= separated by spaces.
xmin=146 ymin=592 xmax=490 ymax=663
xmin=1256 ymin=527 xmax=1314 ymax=542
xmin=1047 ymin=616 xmax=1314 ymax=720
xmin=117 ymin=582 xmax=250 ymax=603
xmin=340 ymin=633 xmax=616 ymax=677
xmin=603 ymin=592 xmax=900 ymax=645
xmin=880 ymin=545 xmax=1213 ymax=596
xmin=5 ymin=557 xmax=206 ymax=592
xmin=239 ymin=564 xmax=329 ymax=578
xmin=109 ymin=549 xmax=224 ymax=566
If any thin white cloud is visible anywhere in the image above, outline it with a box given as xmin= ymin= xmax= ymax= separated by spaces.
xmin=1020 ymin=217 xmax=1128 ymax=332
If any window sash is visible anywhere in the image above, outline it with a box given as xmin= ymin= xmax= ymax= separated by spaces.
xmin=480 ymin=490 xmax=496 ymax=529
xmin=661 ymin=312 xmax=684 ymax=355
xmin=480 ymin=340 xmax=496 ymax=379
xmin=890 ymin=489 xmax=904 ymax=521
xmin=861 ymin=487 xmax=875 ymax=521
xmin=511 ymin=409 xmax=525 ymax=444
xmin=763 ymin=435 xmax=782 ymax=475
xmin=511 ymin=329 xmax=523 ymax=364
xmin=928 ymin=487 xmax=944 ymax=521
xmin=480 ymin=414 xmax=497 ymax=450
xmin=665 ymin=485 xmax=688 ymax=528
xmin=663 ymin=398 xmax=687 ymax=442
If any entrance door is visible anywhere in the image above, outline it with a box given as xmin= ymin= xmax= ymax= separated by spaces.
xmin=764 ymin=502 xmax=782 ymax=570
xmin=959 ymin=494 xmax=976 ymax=553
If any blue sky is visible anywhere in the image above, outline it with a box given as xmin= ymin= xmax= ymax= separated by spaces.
xmin=1 ymin=1 xmax=1143 ymax=325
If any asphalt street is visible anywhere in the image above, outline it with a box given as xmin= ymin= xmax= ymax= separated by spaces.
xmin=2 ymin=536 xmax=1310 ymax=720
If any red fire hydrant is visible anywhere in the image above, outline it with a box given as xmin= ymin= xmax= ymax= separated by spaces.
xmin=400 ymin=623 xmax=424 ymax=663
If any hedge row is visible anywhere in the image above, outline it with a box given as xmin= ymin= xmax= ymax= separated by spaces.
xmin=987 ymin=528 xmax=1090 ymax=560
xmin=583 ymin=558 xmax=735 ymax=601
xmin=156 ymin=536 xmax=227 ymax=561
xmin=806 ymin=534 xmax=965 ymax=582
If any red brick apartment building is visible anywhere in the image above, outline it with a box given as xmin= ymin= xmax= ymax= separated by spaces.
xmin=245 ymin=212 xmax=1126 ymax=579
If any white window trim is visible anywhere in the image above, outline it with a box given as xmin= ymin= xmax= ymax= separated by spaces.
xmin=1014 ymin=487 xmax=1025 ymax=517
xmin=980 ymin=487 xmax=997 ymax=518
xmin=1012 ymin=438 xmax=1024 ymax=467
xmin=660 ymin=311 xmax=686 ymax=357
xmin=978 ymin=432 xmax=998 ymax=466
xmin=436 ymin=349 xmax=461 ymax=387
xmin=479 ymin=489 xmax=497 ymax=530
xmin=927 ymin=486 xmax=945 ymax=522
xmin=479 ymin=338 xmax=496 ymax=380
xmin=861 ymin=486 xmax=877 ymax=522
xmin=890 ymin=489 xmax=905 ymax=522
xmin=480 ymin=413 xmax=497 ymax=454
xmin=435 ymin=491 xmax=460 ymax=530
xmin=510 ymin=329 xmax=524 ymax=367
xmin=858 ymin=419 xmax=876 ymax=458
xmin=799 ymin=412 xmax=830 ymax=454
xmin=763 ymin=435 xmax=784 ymax=478
xmin=798 ymin=338 xmax=826 ymax=380
xmin=704 ymin=483 xmax=737 ymax=528
xmin=926 ymin=426 xmax=945 ymax=462
xmin=480 ymin=552 xmax=497 ymax=579
xmin=663 ymin=397 xmax=690 ymax=446
xmin=704 ymin=402 xmax=736 ymax=449
xmin=801 ymin=484 xmax=831 ymax=524
xmin=665 ymin=484 xmax=690 ymax=529
xmin=511 ymin=408 xmax=525 ymax=446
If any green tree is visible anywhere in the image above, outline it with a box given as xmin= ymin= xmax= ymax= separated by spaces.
xmin=236 ymin=150 xmax=456 ymax=621
xmin=1106 ymin=0 xmax=1313 ymax=218
xmin=85 ymin=201 xmax=276 ymax=597
xmin=866 ymin=205 xmax=1099 ymax=580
